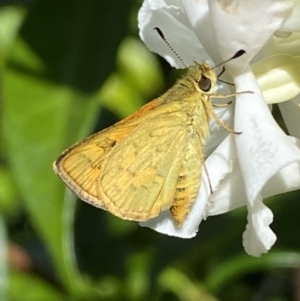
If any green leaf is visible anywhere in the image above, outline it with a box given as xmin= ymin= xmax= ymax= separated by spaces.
xmin=158 ymin=267 xmax=218 ymax=301
xmin=9 ymin=270 xmax=67 ymax=301
xmin=3 ymin=0 xmax=134 ymax=296
xmin=206 ymin=251 xmax=300 ymax=293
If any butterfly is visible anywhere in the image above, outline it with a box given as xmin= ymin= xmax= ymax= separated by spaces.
xmin=54 ymin=28 xmax=247 ymax=226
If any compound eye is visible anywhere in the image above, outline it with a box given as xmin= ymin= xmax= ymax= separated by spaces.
xmin=198 ymin=76 xmax=211 ymax=92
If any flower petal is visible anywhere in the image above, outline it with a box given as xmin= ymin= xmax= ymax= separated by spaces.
xmin=204 ymin=135 xmax=248 ymax=216
xmin=263 ymin=32 xmax=300 ymax=58
xmin=208 ymin=0 xmax=294 ymax=69
xmin=242 ymin=196 xmax=277 ymax=257
xmin=252 ymin=54 xmax=300 ymax=104
xmin=262 ymin=162 xmax=300 ymax=197
xmin=138 ymin=0 xmax=212 ymax=67
xmin=209 ymin=136 xmax=300 ymax=215
xmin=234 ymin=70 xmax=300 ymax=202
xmin=234 ymin=71 xmax=300 ymax=256
xmin=280 ymin=0 xmax=300 ymax=32
xmin=180 ymin=0 xmax=221 ymax=62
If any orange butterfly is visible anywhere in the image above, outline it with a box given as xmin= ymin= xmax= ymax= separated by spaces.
xmin=54 ymin=31 xmax=247 ymax=225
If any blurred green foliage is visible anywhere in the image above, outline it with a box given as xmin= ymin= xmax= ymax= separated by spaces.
xmin=1 ymin=1 xmax=300 ymax=301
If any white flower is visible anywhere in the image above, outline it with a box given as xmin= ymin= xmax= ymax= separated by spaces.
xmin=138 ymin=0 xmax=300 ymax=256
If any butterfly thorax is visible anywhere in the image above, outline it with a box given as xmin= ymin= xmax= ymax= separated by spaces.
xmin=162 ymin=63 xmax=217 ymax=138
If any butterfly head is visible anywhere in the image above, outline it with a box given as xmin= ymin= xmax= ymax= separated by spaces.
xmin=187 ymin=63 xmax=217 ymax=94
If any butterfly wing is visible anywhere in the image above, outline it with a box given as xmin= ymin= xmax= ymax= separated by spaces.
xmin=97 ymin=107 xmax=200 ymax=222
xmin=54 ymin=97 xmax=165 ymax=208
xmin=170 ymin=132 xmax=204 ymax=225
xmin=54 ymin=97 xmax=203 ymax=223
xmin=54 ymin=126 xmax=133 ymax=209
xmin=97 ymin=113 xmax=186 ymax=221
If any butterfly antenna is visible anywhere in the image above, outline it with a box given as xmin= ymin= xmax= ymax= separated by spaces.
xmin=154 ymin=27 xmax=188 ymax=68
xmin=211 ymin=50 xmax=246 ymax=70
xmin=216 ymin=67 xmax=234 ymax=86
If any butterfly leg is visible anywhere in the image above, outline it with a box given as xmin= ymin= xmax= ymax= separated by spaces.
xmin=206 ymin=90 xmax=252 ymax=134
xmin=212 ymin=90 xmax=253 ymax=106
xmin=211 ymin=90 xmax=253 ymax=99
xmin=207 ymin=101 xmax=241 ymax=134
xmin=213 ymin=100 xmax=232 ymax=107
xmin=201 ymin=160 xmax=213 ymax=194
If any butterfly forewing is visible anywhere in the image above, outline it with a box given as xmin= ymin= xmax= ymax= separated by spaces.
xmin=54 ymin=126 xmax=135 ymax=208
xmin=54 ymin=96 xmax=187 ymax=215
xmin=97 ymin=110 xmax=189 ymax=221
xmin=54 ymin=97 xmax=168 ymax=203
